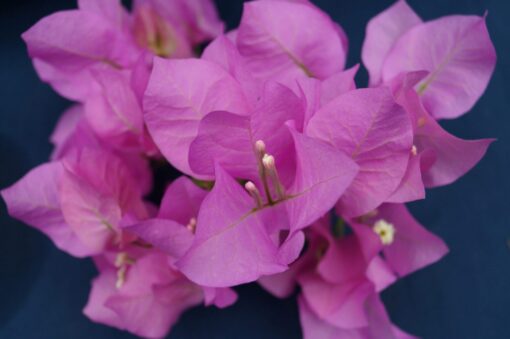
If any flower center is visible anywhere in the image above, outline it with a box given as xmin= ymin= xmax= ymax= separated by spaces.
xmin=115 ymin=252 xmax=135 ymax=289
xmin=372 ymin=219 xmax=396 ymax=245
xmin=245 ymin=140 xmax=287 ymax=208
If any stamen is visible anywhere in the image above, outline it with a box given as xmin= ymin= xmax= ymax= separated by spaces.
xmin=116 ymin=265 xmax=127 ymax=289
xmin=411 ymin=145 xmax=418 ymax=156
xmin=245 ymin=181 xmax=263 ymax=208
xmin=115 ymin=252 xmax=129 ymax=268
xmin=262 ymin=154 xmax=286 ymax=200
xmin=186 ymin=217 xmax=197 ymax=233
xmin=262 ymin=154 xmax=275 ymax=169
xmin=115 ymin=252 xmax=134 ymax=289
xmin=255 ymin=140 xmax=273 ymax=204
xmin=255 ymin=140 xmax=266 ymax=156
xmin=372 ymin=219 xmax=396 ymax=245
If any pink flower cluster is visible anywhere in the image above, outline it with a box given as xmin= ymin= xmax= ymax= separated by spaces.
xmin=2 ymin=0 xmax=496 ymax=338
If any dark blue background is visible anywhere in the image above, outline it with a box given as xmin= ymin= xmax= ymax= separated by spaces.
xmin=1 ymin=0 xmax=509 ymax=338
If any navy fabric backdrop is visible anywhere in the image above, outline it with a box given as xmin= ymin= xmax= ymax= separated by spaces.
xmin=1 ymin=0 xmax=509 ymax=338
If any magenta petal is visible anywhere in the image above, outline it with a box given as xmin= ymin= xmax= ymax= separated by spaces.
xmin=50 ymin=105 xmax=84 ymax=159
xmin=298 ymin=294 xmax=413 ymax=339
xmin=298 ymin=65 xmax=358 ymax=129
xmin=85 ymin=69 xmax=144 ymax=150
xmin=298 ymin=296 xmax=361 ymax=339
xmin=299 ymin=272 xmax=373 ymax=329
xmin=60 ymin=149 xmax=146 ymax=253
xmin=203 ymin=287 xmax=238 ymax=308
xmin=378 ymin=204 xmax=449 ymax=277
xmin=22 ymin=10 xmax=122 ymax=71
xmin=366 ymin=257 xmax=397 ymax=292
xmin=101 ymin=252 xmax=203 ymax=339
xmin=83 ymin=269 xmax=125 ymax=329
xmin=251 ymin=82 xmax=306 ymax=140
xmin=78 ymin=0 xmax=129 ymax=28
xmin=144 ymin=58 xmax=249 ymax=176
xmin=416 ymin=117 xmax=494 ymax=187
xmin=32 ymin=59 xmax=99 ymax=101
xmin=1 ymin=162 xmax=92 ymax=257
xmin=287 ymin=130 xmax=358 ymax=231
xmin=387 ymin=153 xmax=426 ymax=203
xmin=237 ymin=1 xmax=345 ymax=81
xmin=177 ymin=164 xmax=286 ymax=287
xmin=188 ymin=111 xmax=256 ymax=178
xmin=382 ymin=15 xmax=496 ymax=119
xmin=362 ymin=0 xmax=421 ymax=86
xmin=126 ymin=219 xmax=193 ymax=258
xmin=317 ymin=235 xmax=367 ymax=285
xmin=277 ymin=230 xmax=306 ymax=266
xmin=202 ymin=35 xmax=262 ymax=106
xmin=320 ymin=65 xmax=359 ymax=106
xmin=22 ymin=9 xmax=137 ymax=100
xmin=158 ymin=176 xmax=207 ymax=224
xmin=307 ymin=88 xmax=413 ymax=217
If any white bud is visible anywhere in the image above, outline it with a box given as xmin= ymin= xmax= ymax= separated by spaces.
xmin=255 ymin=140 xmax=266 ymax=154
xmin=186 ymin=217 xmax=197 ymax=233
xmin=262 ymin=154 xmax=275 ymax=170
xmin=411 ymin=145 xmax=418 ymax=156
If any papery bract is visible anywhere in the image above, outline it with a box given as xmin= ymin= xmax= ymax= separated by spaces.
xmin=84 ymin=250 xmax=203 ymax=339
xmin=60 ymin=148 xmax=147 ymax=253
xmin=371 ymin=204 xmax=449 ymax=277
xmin=389 ymin=71 xmax=494 ymax=187
xmin=381 ymin=15 xmax=496 ymax=119
xmin=126 ymin=176 xmax=239 ymax=308
xmin=1 ymin=162 xmax=93 ymax=257
xmin=307 ymin=88 xmax=413 ymax=217
xmin=85 ymin=69 xmax=145 ymax=151
xmin=237 ymin=0 xmax=346 ymax=83
xmin=362 ymin=0 xmax=421 ymax=86
xmin=144 ymin=58 xmax=250 ymax=176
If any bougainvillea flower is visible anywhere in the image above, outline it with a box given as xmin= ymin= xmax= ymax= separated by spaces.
xmin=358 ymin=203 xmax=448 ymax=277
xmin=236 ymin=0 xmax=347 ymax=84
xmin=1 ymin=162 xmax=93 ymax=257
xmin=363 ymin=1 xmax=496 ymax=119
xmin=22 ymin=0 xmax=223 ymax=101
xmin=297 ymin=65 xmax=359 ymax=127
xmin=177 ymin=105 xmax=357 ymax=287
xmin=22 ymin=0 xmax=138 ymax=100
xmin=306 ymin=87 xmax=414 ymax=217
xmin=202 ymin=35 xmax=262 ymax=107
xmin=59 ymin=148 xmax=148 ymax=254
xmin=296 ymin=219 xmax=395 ymax=329
xmin=362 ymin=0 xmax=422 ymax=87
xmin=49 ymin=105 xmax=154 ymax=194
xmin=298 ymin=295 xmax=415 ymax=339
xmin=2 ymin=146 xmax=149 ymax=258
xmin=84 ymin=69 xmax=146 ymax=151
xmin=389 ymin=71 xmax=494 ymax=188
xmin=126 ymin=176 xmax=239 ymax=307
xmin=84 ymin=249 xmax=204 ymax=339
xmin=3 ymin=0 xmax=498 ymax=337
xmin=144 ymin=57 xmax=251 ymax=176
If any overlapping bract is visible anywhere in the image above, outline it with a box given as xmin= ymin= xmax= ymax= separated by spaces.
xmin=1 ymin=0 xmax=495 ymax=338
